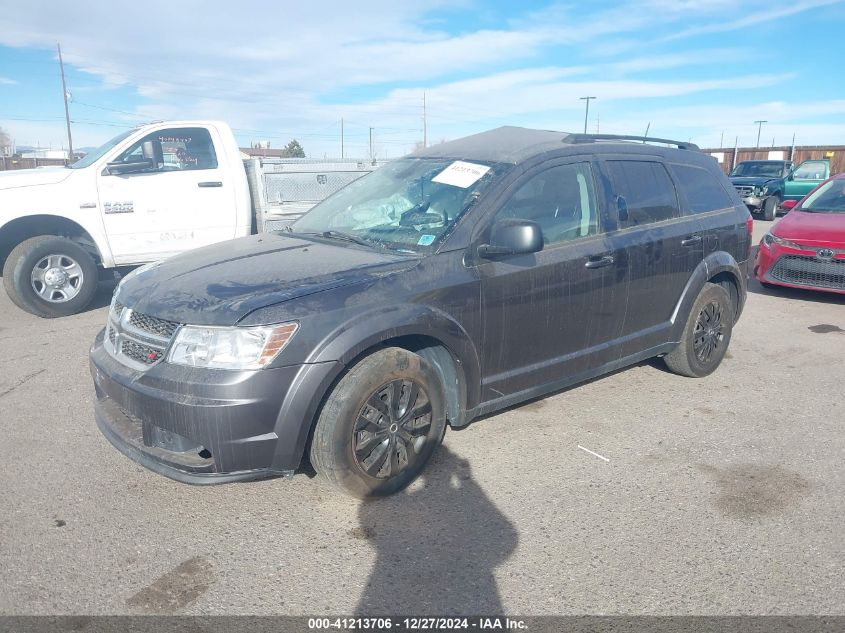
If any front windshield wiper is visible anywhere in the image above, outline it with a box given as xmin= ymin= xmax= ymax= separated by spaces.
xmin=289 ymin=229 xmax=374 ymax=248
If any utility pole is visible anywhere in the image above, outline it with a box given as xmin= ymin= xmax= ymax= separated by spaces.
xmin=754 ymin=120 xmax=767 ymax=148
xmin=340 ymin=118 xmax=344 ymax=159
xmin=579 ymin=96 xmax=595 ymax=134
xmin=369 ymin=127 xmax=374 ymax=161
xmin=422 ymin=92 xmax=427 ymax=148
xmin=719 ymin=130 xmax=724 ymax=148
xmin=57 ymin=43 xmax=74 ymax=163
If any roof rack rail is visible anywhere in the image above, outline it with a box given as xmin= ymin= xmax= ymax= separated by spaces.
xmin=567 ymin=134 xmax=700 ymax=151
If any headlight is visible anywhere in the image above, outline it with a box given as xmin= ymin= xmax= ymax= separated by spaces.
xmin=167 ymin=322 xmax=299 ymax=370
xmin=761 ymin=185 xmax=769 ymax=195
xmin=762 ymin=232 xmax=804 ymax=250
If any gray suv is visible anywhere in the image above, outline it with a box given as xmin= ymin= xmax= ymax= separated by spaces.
xmin=90 ymin=127 xmax=751 ymax=497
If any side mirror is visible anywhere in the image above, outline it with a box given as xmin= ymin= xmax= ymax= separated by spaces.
xmin=478 ymin=219 xmax=543 ymax=259
xmin=787 ymin=172 xmax=794 ymax=181
xmin=780 ymin=200 xmax=797 ymax=212
xmin=142 ymin=140 xmax=163 ymax=165
xmin=104 ymin=159 xmax=154 ymax=175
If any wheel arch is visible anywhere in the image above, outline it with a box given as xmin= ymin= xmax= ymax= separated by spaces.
xmin=670 ymin=252 xmax=746 ymax=339
xmin=273 ymin=309 xmax=481 ymax=473
xmin=0 ymin=215 xmax=107 ymax=272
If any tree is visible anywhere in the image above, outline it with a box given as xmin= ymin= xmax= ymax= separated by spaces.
xmin=283 ymin=139 xmax=305 ymax=158
xmin=0 ymin=126 xmax=10 ymax=155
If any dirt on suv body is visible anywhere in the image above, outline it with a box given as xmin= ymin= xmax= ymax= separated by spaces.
xmin=90 ymin=127 xmax=751 ymax=497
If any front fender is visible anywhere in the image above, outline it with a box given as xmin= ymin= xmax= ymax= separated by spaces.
xmin=307 ymin=303 xmax=482 ymax=409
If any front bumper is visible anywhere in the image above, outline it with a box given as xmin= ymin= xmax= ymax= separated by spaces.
xmin=755 ymin=243 xmax=845 ymax=294
xmin=90 ymin=329 xmax=341 ymax=484
xmin=742 ymin=195 xmax=763 ymax=210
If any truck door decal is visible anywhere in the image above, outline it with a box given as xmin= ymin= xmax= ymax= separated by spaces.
xmin=104 ymin=201 xmax=135 ymax=214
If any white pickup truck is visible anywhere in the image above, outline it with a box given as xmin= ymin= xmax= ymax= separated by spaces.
xmin=0 ymin=120 xmax=378 ymax=317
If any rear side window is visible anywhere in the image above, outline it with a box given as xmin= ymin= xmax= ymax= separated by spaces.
xmin=605 ymin=161 xmax=679 ymax=228
xmin=670 ymin=164 xmax=733 ymax=214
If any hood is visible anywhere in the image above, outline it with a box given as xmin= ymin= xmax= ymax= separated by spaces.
xmin=729 ymin=176 xmax=780 ymax=187
xmin=117 ymin=232 xmax=419 ymax=325
xmin=0 ymin=167 xmax=74 ymax=190
xmin=773 ymin=210 xmax=845 ymax=246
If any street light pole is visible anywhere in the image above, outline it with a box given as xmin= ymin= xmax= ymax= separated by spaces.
xmin=754 ymin=120 xmax=767 ymax=148
xmin=580 ymin=96 xmax=596 ymax=134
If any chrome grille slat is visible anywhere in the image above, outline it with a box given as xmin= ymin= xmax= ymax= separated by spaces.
xmin=770 ymin=255 xmax=845 ymax=290
xmin=128 ymin=311 xmax=180 ymax=338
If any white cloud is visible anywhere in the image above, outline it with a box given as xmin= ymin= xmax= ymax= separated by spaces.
xmin=1 ymin=1 xmax=842 ymax=153
xmin=0 ymin=76 xmax=18 ymax=85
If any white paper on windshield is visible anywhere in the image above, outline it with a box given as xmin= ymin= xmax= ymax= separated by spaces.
xmin=432 ymin=161 xmax=490 ymax=188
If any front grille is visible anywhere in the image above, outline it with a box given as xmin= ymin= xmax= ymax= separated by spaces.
xmin=105 ymin=301 xmax=181 ymax=370
xmin=121 ymin=339 xmax=165 ymax=365
xmin=128 ymin=311 xmax=179 ymax=338
xmin=734 ymin=185 xmax=754 ymax=197
xmin=770 ymin=255 xmax=845 ymax=290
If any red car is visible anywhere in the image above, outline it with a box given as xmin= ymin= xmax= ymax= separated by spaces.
xmin=755 ymin=173 xmax=845 ymax=294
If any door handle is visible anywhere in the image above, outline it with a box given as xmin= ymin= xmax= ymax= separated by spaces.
xmin=585 ymin=255 xmax=614 ymax=269
xmin=198 ymin=181 xmax=223 ymax=187
xmin=681 ymin=235 xmax=702 ymax=246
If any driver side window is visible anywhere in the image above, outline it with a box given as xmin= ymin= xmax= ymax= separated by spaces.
xmin=495 ymin=162 xmax=599 ymax=246
xmin=114 ymin=127 xmax=218 ymax=172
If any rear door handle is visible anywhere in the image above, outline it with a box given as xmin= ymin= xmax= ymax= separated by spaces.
xmin=198 ymin=181 xmax=223 ymax=188
xmin=585 ymin=255 xmax=614 ymax=269
xmin=681 ymin=235 xmax=702 ymax=246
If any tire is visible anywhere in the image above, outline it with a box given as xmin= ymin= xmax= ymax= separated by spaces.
xmin=762 ymin=196 xmax=778 ymax=221
xmin=310 ymin=347 xmax=448 ymax=498
xmin=2 ymin=235 xmax=98 ymax=318
xmin=664 ymin=282 xmax=734 ymax=378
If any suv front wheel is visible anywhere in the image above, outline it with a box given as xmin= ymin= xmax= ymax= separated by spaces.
xmin=664 ymin=282 xmax=734 ymax=378
xmin=310 ymin=347 xmax=448 ymax=498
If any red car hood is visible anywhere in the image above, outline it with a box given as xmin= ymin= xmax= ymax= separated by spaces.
xmin=775 ymin=210 xmax=845 ymax=247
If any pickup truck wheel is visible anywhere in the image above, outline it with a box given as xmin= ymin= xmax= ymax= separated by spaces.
xmin=310 ymin=347 xmax=447 ymax=498
xmin=2 ymin=236 xmax=98 ymax=318
xmin=762 ymin=196 xmax=778 ymax=221
xmin=664 ymin=282 xmax=734 ymax=378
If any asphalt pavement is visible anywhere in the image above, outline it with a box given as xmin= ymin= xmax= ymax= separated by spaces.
xmin=0 ymin=217 xmax=843 ymax=616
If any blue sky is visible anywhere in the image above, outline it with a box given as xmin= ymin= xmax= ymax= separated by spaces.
xmin=2 ymin=0 xmax=844 ymax=158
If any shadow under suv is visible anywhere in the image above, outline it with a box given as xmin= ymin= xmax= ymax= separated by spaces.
xmin=90 ymin=127 xmax=751 ymax=498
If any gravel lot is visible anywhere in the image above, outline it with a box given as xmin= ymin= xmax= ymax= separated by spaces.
xmin=0 ymin=218 xmax=843 ymax=616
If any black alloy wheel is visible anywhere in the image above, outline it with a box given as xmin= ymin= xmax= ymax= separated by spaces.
xmin=692 ymin=301 xmax=725 ymax=363
xmin=352 ymin=379 xmax=432 ymax=479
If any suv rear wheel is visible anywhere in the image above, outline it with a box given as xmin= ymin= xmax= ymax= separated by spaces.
xmin=664 ymin=282 xmax=734 ymax=378
xmin=310 ymin=347 xmax=447 ymax=498
xmin=2 ymin=235 xmax=99 ymax=318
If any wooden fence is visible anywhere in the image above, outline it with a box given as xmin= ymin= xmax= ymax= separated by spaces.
xmin=0 ymin=157 xmax=67 ymax=171
xmin=701 ymin=145 xmax=845 ymax=176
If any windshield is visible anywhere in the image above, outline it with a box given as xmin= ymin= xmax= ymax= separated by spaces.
xmin=67 ymin=129 xmax=136 ymax=169
xmin=290 ymin=157 xmax=506 ymax=253
xmin=730 ymin=162 xmax=785 ymax=178
xmin=799 ymin=179 xmax=845 ymax=213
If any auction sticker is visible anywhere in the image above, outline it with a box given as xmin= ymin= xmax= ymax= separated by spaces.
xmin=432 ymin=160 xmax=490 ymax=188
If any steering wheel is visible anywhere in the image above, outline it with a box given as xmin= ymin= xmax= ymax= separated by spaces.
xmin=399 ymin=201 xmax=447 ymax=227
